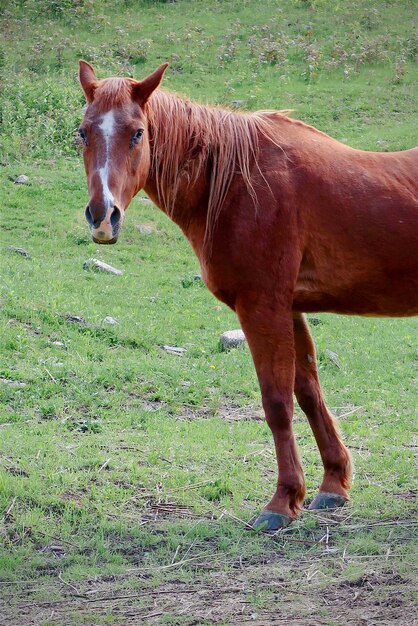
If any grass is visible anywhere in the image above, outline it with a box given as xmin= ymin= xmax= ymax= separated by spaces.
xmin=0 ymin=1 xmax=417 ymax=625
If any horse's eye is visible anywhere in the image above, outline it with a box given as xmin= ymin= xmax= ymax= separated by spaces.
xmin=78 ymin=128 xmax=87 ymax=145
xmin=130 ymin=128 xmax=144 ymax=148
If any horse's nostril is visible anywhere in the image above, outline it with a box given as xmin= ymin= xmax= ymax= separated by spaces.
xmin=85 ymin=205 xmax=95 ymax=227
xmin=85 ymin=205 xmax=104 ymax=229
xmin=85 ymin=204 xmax=120 ymax=230
xmin=110 ymin=206 xmax=121 ymax=227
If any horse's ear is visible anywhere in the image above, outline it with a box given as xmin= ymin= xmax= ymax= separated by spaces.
xmin=132 ymin=63 xmax=168 ymax=106
xmin=79 ymin=60 xmax=98 ymax=104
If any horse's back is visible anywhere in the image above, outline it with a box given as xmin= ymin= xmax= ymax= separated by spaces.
xmin=267 ymin=120 xmax=418 ymax=317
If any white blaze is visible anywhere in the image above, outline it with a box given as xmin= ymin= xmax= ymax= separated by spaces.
xmin=98 ymin=111 xmax=115 ymax=216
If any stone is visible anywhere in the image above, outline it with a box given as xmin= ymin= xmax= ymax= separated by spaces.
xmin=14 ymin=175 xmax=29 ymax=184
xmin=83 ymin=258 xmax=123 ymax=275
xmin=8 ymin=246 xmax=30 ymax=257
xmin=324 ymin=349 xmax=341 ymax=368
xmin=103 ymin=316 xmax=119 ymax=325
xmin=1 ymin=378 xmax=26 ymax=387
xmin=220 ymin=329 xmax=246 ymax=351
xmin=62 ymin=315 xmax=87 ymax=325
xmin=162 ymin=345 xmax=187 ymax=355
xmin=230 ymin=100 xmax=247 ymax=108
xmin=136 ymin=224 xmax=155 ymax=234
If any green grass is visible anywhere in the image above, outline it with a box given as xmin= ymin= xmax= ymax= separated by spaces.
xmin=1 ymin=1 xmax=417 ymax=625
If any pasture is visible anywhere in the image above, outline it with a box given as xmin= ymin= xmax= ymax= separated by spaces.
xmin=1 ymin=1 xmax=417 ymax=624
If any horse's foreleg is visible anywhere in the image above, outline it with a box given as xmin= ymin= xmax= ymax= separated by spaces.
xmin=236 ymin=302 xmax=306 ymax=531
xmin=293 ymin=313 xmax=352 ymax=509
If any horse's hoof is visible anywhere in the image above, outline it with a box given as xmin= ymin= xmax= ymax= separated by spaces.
xmin=308 ymin=492 xmax=348 ymax=510
xmin=250 ymin=510 xmax=294 ymax=532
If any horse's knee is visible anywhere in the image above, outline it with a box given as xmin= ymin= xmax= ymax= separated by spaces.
xmin=261 ymin=390 xmax=293 ymax=430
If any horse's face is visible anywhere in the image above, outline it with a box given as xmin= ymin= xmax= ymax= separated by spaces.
xmin=78 ymin=61 xmax=167 ymax=244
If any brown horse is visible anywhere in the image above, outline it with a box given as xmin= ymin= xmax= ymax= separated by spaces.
xmin=78 ymin=61 xmax=418 ymax=530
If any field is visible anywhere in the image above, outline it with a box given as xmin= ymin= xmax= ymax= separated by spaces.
xmin=1 ymin=1 xmax=417 ymax=624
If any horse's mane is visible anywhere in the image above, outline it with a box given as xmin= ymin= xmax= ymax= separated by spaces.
xmin=94 ymin=78 xmax=287 ymax=244
xmin=147 ymin=90 xmax=287 ymax=244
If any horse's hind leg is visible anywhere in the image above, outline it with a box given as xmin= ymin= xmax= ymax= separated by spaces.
xmin=293 ymin=313 xmax=352 ymax=509
xmin=236 ymin=302 xmax=306 ymax=530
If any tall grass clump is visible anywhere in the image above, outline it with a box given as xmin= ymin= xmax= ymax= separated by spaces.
xmin=0 ymin=73 xmax=83 ymax=160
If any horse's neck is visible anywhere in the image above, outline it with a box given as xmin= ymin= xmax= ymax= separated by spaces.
xmin=143 ymin=92 xmax=279 ymax=253
xmin=144 ymin=101 xmax=211 ymax=240
xmin=144 ymin=159 xmax=209 ymax=253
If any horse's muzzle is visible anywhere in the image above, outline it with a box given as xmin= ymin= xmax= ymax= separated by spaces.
xmin=92 ymin=233 xmax=119 ymax=245
xmin=85 ymin=204 xmax=123 ymax=244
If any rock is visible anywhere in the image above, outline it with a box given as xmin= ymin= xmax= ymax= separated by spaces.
xmin=62 ymin=314 xmax=87 ymax=325
xmin=162 ymin=345 xmax=187 ymax=355
xmin=136 ymin=224 xmax=155 ymax=234
xmin=50 ymin=340 xmax=66 ymax=347
xmin=14 ymin=175 xmax=29 ymax=184
xmin=7 ymin=246 xmax=30 ymax=258
xmin=1 ymin=378 xmax=26 ymax=387
xmin=220 ymin=329 xmax=246 ymax=351
xmin=324 ymin=349 xmax=341 ymax=368
xmin=194 ymin=274 xmax=202 ymax=281
xmin=83 ymin=258 xmax=123 ymax=275
xmin=47 ymin=544 xmax=66 ymax=554
xmin=103 ymin=316 xmax=119 ymax=325
xmin=137 ymin=196 xmax=152 ymax=203
xmin=230 ymin=100 xmax=247 ymax=108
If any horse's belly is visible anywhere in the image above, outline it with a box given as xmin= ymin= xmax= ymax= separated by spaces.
xmin=293 ymin=274 xmax=418 ymax=317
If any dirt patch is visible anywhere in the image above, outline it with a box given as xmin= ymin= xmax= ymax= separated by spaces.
xmin=2 ymin=558 xmax=416 ymax=626
xmin=179 ymin=402 xmax=264 ymax=422
xmin=123 ymin=391 xmax=264 ymax=422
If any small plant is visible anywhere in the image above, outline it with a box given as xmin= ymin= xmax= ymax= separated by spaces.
xmin=248 ymin=30 xmax=292 ymax=67
xmin=301 ymin=42 xmax=322 ymax=82
xmin=217 ymin=19 xmax=243 ymax=65
xmin=360 ymin=8 xmax=379 ymax=31
xmin=113 ymin=39 xmax=153 ymax=65
xmin=65 ymin=418 xmax=103 ymax=433
xmin=217 ymin=38 xmax=240 ymax=65
xmin=200 ymin=480 xmax=233 ymax=502
xmin=393 ymin=56 xmax=407 ymax=84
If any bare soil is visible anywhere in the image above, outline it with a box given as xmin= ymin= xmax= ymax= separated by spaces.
xmin=1 ymin=550 xmax=416 ymax=626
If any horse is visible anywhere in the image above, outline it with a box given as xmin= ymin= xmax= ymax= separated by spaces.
xmin=78 ymin=61 xmax=418 ymax=531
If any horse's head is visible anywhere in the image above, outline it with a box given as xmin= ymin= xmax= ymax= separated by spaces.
xmin=78 ymin=61 xmax=168 ymax=244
